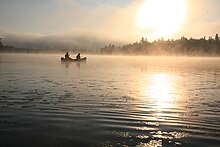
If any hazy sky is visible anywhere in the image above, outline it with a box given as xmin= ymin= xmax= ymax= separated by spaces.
xmin=0 ymin=0 xmax=220 ymax=49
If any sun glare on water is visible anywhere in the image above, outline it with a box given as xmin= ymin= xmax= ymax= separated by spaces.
xmin=140 ymin=73 xmax=176 ymax=111
xmin=149 ymin=73 xmax=174 ymax=101
xmin=136 ymin=0 xmax=187 ymax=37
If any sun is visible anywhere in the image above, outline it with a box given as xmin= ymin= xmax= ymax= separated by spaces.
xmin=136 ymin=0 xmax=187 ymax=37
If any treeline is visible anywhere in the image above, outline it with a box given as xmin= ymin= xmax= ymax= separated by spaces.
xmin=1 ymin=34 xmax=220 ymax=56
xmin=100 ymin=34 xmax=220 ymax=56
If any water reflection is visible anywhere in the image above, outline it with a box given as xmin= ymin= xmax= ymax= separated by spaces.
xmin=132 ymin=73 xmax=189 ymax=146
xmin=149 ymin=73 xmax=174 ymax=100
xmin=61 ymin=61 xmax=71 ymax=68
xmin=140 ymin=72 xmax=176 ymax=104
xmin=147 ymin=73 xmax=176 ymax=111
xmin=61 ymin=61 xmax=85 ymax=68
xmin=1 ymin=54 xmax=220 ymax=147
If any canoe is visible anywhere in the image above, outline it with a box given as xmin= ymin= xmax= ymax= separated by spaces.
xmin=61 ymin=57 xmax=87 ymax=62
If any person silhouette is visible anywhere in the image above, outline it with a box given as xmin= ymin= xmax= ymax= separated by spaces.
xmin=76 ymin=53 xmax=81 ymax=60
xmin=65 ymin=52 xmax=70 ymax=59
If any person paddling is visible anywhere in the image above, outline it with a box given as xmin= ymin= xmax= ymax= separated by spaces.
xmin=65 ymin=52 xmax=70 ymax=59
xmin=76 ymin=53 xmax=81 ymax=60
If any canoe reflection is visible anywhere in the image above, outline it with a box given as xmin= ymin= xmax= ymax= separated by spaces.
xmin=61 ymin=60 xmax=86 ymax=68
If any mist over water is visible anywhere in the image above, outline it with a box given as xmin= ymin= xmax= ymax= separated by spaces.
xmin=0 ymin=53 xmax=220 ymax=147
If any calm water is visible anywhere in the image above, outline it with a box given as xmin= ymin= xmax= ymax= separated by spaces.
xmin=0 ymin=53 xmax=220 ymax=147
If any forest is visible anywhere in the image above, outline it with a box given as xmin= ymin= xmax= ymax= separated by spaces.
xmin=100 ymin=34 xmax=220 ymax=56
xmin=1 ymin=34 xmax=220 ymax=56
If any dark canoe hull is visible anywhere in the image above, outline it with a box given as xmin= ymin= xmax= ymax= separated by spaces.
xmin=61 ymin=57 xmax=87 ymax=62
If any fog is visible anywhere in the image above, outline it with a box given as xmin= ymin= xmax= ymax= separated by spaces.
xmin=0 ymin=0 xmax=139 ymax=50
xmin=0 ymin=31 xmax=123 ymax=50
xmin=0 ymin=0 xmax=220 ymax=51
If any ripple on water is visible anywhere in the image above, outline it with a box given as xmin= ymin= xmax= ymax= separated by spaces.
xmin=135 ymin=140 xmax=162 ymax=147
xmin=1 ymin=55 xmax=220 ymax=147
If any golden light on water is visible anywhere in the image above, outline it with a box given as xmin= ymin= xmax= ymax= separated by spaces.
xmin=150 ymin=73 xmax=175 ymax=111
xmin=149 ymin=73 xmax=174 ymax=101
xmin=141 ymin=73 xmax=176 ymax=111
xmin=136 ymin=0 xmax=187 ymax=37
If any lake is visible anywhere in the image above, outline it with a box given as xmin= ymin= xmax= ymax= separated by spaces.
xmin=0 ymin=53 xmax=220 ymax=147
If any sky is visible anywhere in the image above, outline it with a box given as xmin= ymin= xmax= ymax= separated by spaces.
xmin=0 ymin=0 xmax=220 ymax=49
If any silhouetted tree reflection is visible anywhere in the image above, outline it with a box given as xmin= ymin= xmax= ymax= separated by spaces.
xmin=101 ymin=34 xmax=220 ymax=56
